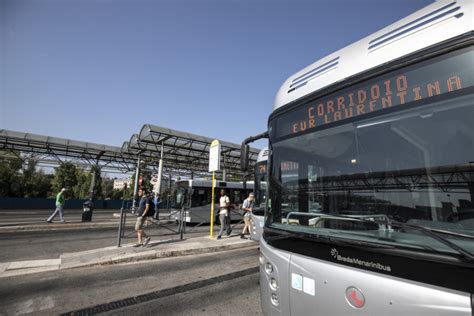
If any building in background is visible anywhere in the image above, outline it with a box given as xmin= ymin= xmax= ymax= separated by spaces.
xmin=113 ymin=177 xmax=133 ymax=190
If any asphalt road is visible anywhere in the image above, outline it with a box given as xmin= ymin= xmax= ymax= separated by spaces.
xmin=0 ymin=209 xmax=121 ymax=226
xmin=0 ymin=223 xmax=216 ymax=262
xmin=0 ymin=208 xmax=246 ymax=263
xmin=0 ymin=247 xmax=262 ymax=316
xmin=106 ymin=271 xmax=261 ymax=316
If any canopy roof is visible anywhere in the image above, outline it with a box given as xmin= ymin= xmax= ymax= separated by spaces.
xmin=122 ymin=124 xmax=259 ymax=177
xmin=1 ymin=126 xmax=259 ymax=178
xmin=0 ymin=129 xmax=135 ymax=172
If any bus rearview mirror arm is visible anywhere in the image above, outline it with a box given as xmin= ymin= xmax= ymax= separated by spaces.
xmin=240 ymin=131 xmax=269 ymax=171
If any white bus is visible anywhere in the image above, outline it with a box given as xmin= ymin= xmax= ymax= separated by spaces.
xmin=255 ymin=1 xmax=474 ymax=315
xmin=172 ymin=179 xmax=254 ymax=224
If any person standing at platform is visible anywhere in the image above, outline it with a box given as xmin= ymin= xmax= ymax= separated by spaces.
xmin=46 ymin=188 xmax=67 ymax=223
xmin=153 ymin=193 xmax=160 ymax=220
xmin=217 ymin=189 xmax=232 ymax=240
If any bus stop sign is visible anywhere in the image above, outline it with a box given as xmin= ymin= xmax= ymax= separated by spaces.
xmin=209 ymin=139 xmax=221 ymax=172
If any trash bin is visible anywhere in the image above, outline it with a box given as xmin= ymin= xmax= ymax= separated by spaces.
xmin=82 ymin=200 xmax=94 ymax=222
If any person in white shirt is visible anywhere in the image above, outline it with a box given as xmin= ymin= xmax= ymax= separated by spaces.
xmin=217 ymin=189 xmax=232 ymax=239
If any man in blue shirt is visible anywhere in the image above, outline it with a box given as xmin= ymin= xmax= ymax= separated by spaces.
xmin=134 ymin=189 xmax=152 ymax=247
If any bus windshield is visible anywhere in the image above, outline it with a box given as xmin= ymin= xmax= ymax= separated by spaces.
xmin=268 ymin=46 xmax=474 ymax=257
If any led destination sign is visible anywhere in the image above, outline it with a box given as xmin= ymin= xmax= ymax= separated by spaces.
xmin=274 ymin=47 xmax=474 ymax=139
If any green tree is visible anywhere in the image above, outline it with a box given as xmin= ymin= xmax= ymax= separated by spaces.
xmin=73 ymin=168 xmax=91 ymax=199
xmin=0 ymin=151 xmax=23 ymax=197
xmin=110 ymin=187 xmax=133 ymax=200
xmin=141 ymin=170 xmax=154 ymax=194
xmin=102 ymin=178 xmax=115 ymax=199
xmin=30 ymin=171 xmax=54 ymax=198
xmin=51 ymin=162 xmax=78 ymax=198
xmin=20 ymin=158 xmax=54 ymax=198
xmin=64 ymin=165 xmax=105 ymax=200
xmin=89 ymin=165 xmax=102 ymax=199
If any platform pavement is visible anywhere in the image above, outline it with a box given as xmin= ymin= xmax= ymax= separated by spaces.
xmin=0 ymin=234 xmax=257 ymax=279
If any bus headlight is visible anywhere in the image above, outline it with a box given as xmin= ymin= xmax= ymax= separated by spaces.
xmin=270 ymin=278 xmax=278 ymax=290
xmin=265 ymin=262 xmax=273 ymax=274
xmin=271 ymin=293 xmax=279 ymax=306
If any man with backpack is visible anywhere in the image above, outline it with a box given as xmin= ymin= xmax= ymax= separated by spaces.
xmin=134 ymin=189 xmax=152 ymax=247
xmin=217 ymin=189 xmax=232 ymax=240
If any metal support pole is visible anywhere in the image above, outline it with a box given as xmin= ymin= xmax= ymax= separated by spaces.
xmin=168 ymin=174 xmax=172 ymax=209
xmin=121 ymin=209 xmax=127 ymax=238
xmin=132 ymin=156 xmax=141 ymax=209
xmin=179 ymin=206 xmax=185 ymax=240
xmin=222 ymin=155 xmax=226 ymax=181
xmin=117 ymin=185 xmax=127 ymax=247
xmin=117 ymin=203 xmax=125 ymax=247
xmin=89 ymin=167 xmax=97 ymax=200
xmin=210 ymin=171 xmax=216 ymax=238
xmin=156 ymin=141 xmax=164 ymax=194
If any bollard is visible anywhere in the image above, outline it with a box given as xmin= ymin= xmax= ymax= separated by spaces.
xmin=117 ymin=206 xmax=125 ymax=247
xmin=179 ymin=206 xmax=184 ymax=240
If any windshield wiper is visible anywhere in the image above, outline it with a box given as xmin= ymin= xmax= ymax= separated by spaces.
xmin=299 ymin=213 xmax=474 ymax=262
xmin=337 ymin=215 xmax=474 ymax=262
xmin=380 ymin=219 xmax=474 ymax=262
xmin=415 ymin=227 xmax=474 ymax=240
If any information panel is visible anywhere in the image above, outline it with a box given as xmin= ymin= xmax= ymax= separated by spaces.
xmin=209 ymin=139 xmax=221 ymax=172
xmin=273 ymin=46 xmax=474 ymax=140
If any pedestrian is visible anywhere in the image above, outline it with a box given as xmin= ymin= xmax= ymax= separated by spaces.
xmin=134 ymin=189 xmax=152 ymax=247
xmin=217 ymin=189 xmax=232 ymax=240
xmin=46 ymin=188 xmax=67 ymax=223
xmin=153 ymin=193 xmax=160 ymax=220
xmin=241 ymin=193 xmax=254 ymax=239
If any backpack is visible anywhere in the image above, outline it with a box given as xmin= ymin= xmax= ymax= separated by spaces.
xmin=147 ymin=198 xmax=155 ymax=217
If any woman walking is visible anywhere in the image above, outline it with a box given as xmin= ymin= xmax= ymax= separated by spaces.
xmin=241 ymin=193 xmax=254 ymax=239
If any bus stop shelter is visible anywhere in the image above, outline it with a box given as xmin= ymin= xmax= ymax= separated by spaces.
xmin=122 ymin=124 xmax=260 ymax=194
xmin=1 ymin=126 xmax=260 ymax=193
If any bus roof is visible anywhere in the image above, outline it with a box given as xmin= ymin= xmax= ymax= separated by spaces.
xmin=257 ymin=147 xmax=269 ymax=163
xmin=274 ymin=0 xmax=473 ymax=111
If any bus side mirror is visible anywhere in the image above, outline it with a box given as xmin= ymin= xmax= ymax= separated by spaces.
xmin=241 ymin=143 xmax=249 ymax=171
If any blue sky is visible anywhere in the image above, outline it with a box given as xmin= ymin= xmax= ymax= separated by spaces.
xmin=1 ymin=0 xmax=432 ymax=149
